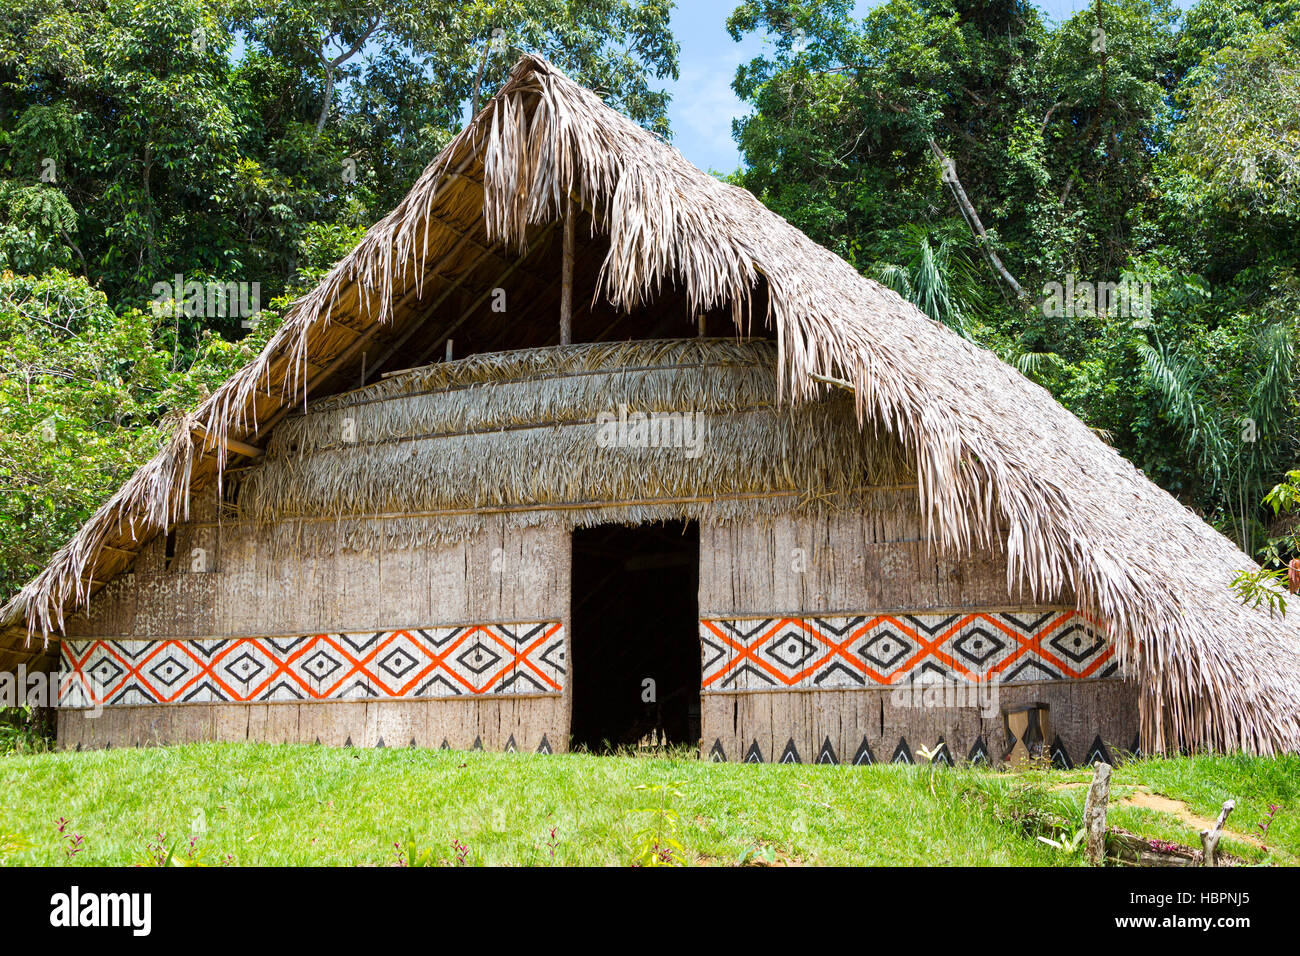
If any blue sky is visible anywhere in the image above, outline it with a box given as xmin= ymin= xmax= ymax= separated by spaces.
xmin=660 ymin=0 xmax=1189 ymax=174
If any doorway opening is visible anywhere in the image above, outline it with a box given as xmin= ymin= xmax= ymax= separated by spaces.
xmin=569 ymin=521 xmax=700 ymax=753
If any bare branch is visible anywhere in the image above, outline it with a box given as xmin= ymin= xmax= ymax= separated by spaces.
xmin=315 ymin=16 xmax=382 ymax=136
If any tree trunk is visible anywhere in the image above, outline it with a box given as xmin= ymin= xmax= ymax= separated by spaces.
xmin=927 ymin=139 xmax=1027 ymax=302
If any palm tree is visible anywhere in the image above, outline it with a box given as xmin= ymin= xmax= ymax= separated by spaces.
xmin=1139 ymin=321 xmax=1296 ymax=554
xmin=871 ymin=225 xmax=988 ymax=339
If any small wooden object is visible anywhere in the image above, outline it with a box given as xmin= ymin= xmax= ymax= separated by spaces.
xmin=1200 ymin=800 xmax=1235 ymax=867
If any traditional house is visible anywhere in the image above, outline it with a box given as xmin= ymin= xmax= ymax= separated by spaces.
xmin=4 ymin=56 xmax=1299 ymax=763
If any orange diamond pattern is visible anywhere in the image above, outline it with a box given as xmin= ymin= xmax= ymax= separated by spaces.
xmin=700 ymin=611 xmax=1116 ymax=690
xmin=59 ymin=623 xmax=565 ymax=707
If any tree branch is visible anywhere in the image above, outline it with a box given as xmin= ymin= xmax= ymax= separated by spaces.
xmin=928 ymin=138 xmax=1027 ymax=302
xmin=470 ymin=34 xmax=493 ymax=118
xmin=1039 ymin=99 xmax=1078 ymax=136
xmin=315 ymin=16 xmax=382 ymax=136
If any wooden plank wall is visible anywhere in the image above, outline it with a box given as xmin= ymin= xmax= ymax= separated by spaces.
xmin=57 ymin=483 xmax=1139 ymax=761
xmin=59 ymin=488 xmax=573 ymax=751
xmin=698 ymin=500 xmax=1137 ymax=764
xmin=699 ymin=491 xmax=1041 ymax=617
xmin=58 ymin=697 xmax=565 ymax=753
xmin=701 ymin=681 xmax=1138 ymax=767
xmin=65 ymin=494 xmax=569 ymax=642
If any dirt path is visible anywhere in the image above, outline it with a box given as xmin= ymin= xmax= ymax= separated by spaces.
xmin=1048 ymin=780 xmax=1266 ymax=849
xmin=1119 ymin=788 xmax=1265 ymax=848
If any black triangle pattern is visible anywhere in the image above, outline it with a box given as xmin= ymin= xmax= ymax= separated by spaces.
xmin=1050 ymin=735 xmax=1073 ymax=770
xmin=1085 ymin=735 xmax=1112 ymax=767
xmin=931 ymin=737 xmax=954 ymax=767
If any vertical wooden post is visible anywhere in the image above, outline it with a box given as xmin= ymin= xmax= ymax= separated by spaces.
xmin=1083 ymin=761 xmax=1112 ymax=866
xmin=445 ymin=339 xmax=454 ymax=362
xmin=1200 ymin=799 xmax=1235 ymax=867
xmin=560 ymin=198 xmax=574 ymax=346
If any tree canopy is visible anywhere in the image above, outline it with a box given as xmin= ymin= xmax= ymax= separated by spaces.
xmin=728 ymin=0 xmax=1300 ymax=557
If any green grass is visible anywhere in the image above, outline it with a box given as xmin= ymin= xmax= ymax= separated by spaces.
xmin=0 ymin=745 xmax=1295 ymax=866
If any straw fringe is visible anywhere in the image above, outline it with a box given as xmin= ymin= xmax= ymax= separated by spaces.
xmin=3 ymin=55 xmax=1299 ymax=754
xmin=233 ymin=341 xmax=910 ymax=536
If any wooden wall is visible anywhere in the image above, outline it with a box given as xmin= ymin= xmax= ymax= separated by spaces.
xmin=57 ymin=485 xmax=1138 ymax=763
xmin=700 ymin=490 xmax=1043 ymax=616
xmin=697 ymin=498 xmax=1139 ymax=765
xmin=59 ymin=488 xmax=573 ymax=752
xmin=65 ymin=492 xmax=568 ymax=642
xmin=57 ymin=697 xmax=562 ymax=753
xmin=700 ymin=681 xmax=1138 ymax=768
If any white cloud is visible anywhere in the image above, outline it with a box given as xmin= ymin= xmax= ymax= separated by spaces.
xmin=665 ymin=46 xmax=753 ymax=173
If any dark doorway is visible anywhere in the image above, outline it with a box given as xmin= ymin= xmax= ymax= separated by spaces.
xmin=570 ymin=521 xmax=700 ymax=752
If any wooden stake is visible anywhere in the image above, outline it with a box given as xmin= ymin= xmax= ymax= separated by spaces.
xmin=1200 ymin=799 xmax=1235 ymax=867
xmin=445 ymin=339 xmax=454 ymax=361
xmin=810 ymin=372 xmax=856 ymax=392
xmin=560 ymin=198 xmax=574 ymax=346
xmin=191 ymin=424 xmax=263 ymax=460
xmin=1083 ymin=761 xmax=1112 ymax=866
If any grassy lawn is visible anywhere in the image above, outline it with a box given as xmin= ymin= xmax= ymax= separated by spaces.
xmin=0 ymin=745 xmax=1296 ymax=866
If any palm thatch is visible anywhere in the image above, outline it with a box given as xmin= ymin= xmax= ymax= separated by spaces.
xmin=230 ymin=338 xmax=913 ymax=555
xmin=3 ymin=54 xmax=1299 ymax=754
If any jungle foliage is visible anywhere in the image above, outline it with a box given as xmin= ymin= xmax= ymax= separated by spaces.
xmin=727 ymin=0 xmax=1300 ymax=559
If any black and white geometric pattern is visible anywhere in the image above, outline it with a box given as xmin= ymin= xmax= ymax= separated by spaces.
xmin=701 ymin=611 xmax=1117 ymax=691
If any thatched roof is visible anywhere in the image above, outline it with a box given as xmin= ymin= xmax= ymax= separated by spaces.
xmin=4 ymin=54 xmax=1299 ymax=754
